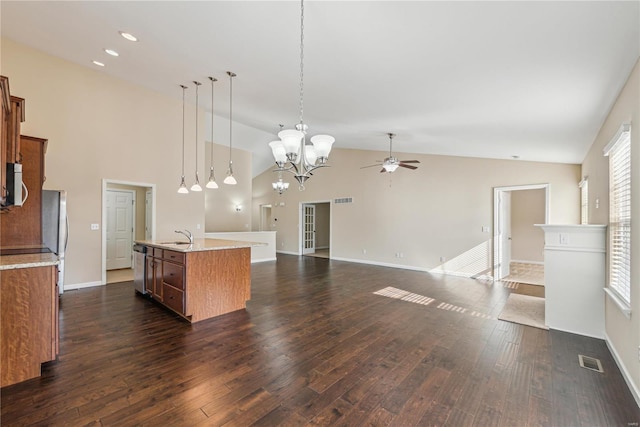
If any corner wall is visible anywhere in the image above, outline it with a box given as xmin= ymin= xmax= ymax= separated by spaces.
xmin=581 ymin=58 xmax=640 ymax=405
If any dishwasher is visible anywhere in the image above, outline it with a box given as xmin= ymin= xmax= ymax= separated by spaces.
xmin=133 ymin=243 xmax=147 ymax=294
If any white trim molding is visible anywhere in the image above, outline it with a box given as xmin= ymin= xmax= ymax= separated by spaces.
xmin=604 ymin=288 xmax=632 ymax=319
xmin=605 ymin=332 xmax=640 ymax=408
xmin=64 ymin=281 xmax=103 ymax=291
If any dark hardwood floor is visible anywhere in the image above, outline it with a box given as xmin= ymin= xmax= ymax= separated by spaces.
xmin=2 ymin=255 xmax=638 ymax=426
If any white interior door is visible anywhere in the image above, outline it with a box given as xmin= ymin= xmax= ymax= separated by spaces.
xmin=145 ymin=190 xmax=152 ymax=240
xmin=106 ymin=190 xmax=134 ymax=270
xmin=498 ymin=191 xmax=512 ymax=279
xmin=302 ymin=204 xmax=316 ymax=254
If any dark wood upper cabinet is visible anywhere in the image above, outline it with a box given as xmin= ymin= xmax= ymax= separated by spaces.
xmin=1 ymin=76 xmax=26 ymax=206
xmin=0 ymin=135 xmax=47 ymax=247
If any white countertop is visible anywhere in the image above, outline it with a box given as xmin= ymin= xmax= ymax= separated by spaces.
xmin=0 ymin=253 xmax=60 ymax=270
xmin=136 ymin=238 xmax=266 ymax=253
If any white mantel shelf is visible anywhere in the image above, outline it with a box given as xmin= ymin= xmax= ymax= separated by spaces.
xmin=535 ymin=224 xmax=607 ymax=339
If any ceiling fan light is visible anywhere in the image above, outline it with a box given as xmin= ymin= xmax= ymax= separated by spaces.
xmin=383 ymin=163 xmax=399 ymax=173
xmin=310 ymin=134 xmax=334 ymax=160
xmin=278 ymin=129 xmax=304 ymax=157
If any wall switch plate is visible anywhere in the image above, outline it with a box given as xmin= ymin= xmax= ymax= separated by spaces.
xmin=91 ymin=223 xmax=99 ymax=230
xmin=196 ymin=223 xmax=201 ymax=230
xmin=482 ymin=226 xmax=490 ymax=233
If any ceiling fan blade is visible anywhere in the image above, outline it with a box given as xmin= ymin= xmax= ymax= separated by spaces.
xmin=360 ymin=163 xmax=382 ymax=169
xmin=399 ymin=160 xmax=420 ymax=163
xmin=398 ymin=164 xmax=418 ymax=170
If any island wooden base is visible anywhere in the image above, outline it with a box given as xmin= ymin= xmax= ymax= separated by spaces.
xmin=142 ymin=246 xmax=251 ymax=323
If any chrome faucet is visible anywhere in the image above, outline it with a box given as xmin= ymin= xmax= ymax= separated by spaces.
xmin=174 ymin=229 xmax=193 ymax=244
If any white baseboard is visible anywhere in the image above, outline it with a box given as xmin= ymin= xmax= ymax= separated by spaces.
xmin=64 ymin=280 xmax=103 ymax=292
xmin=510 ymin=259 xmax=544 ymax=265
xmin=276 ymin=250 xmax=299 ymax=256
xmin=251 ymin=257 xmax=277 ymax=263
xmin=604 ymin=332 xmax=640 ymax=408
xmin=316 ymin=246 xmax=330 ymax=250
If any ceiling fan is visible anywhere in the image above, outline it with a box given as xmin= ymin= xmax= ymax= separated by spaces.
xmin=361 ymin=133 xmax=420 ymax=173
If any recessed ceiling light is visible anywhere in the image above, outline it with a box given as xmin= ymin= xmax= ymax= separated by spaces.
xmin=92 ymin=60 xmax=105 ymax=67
xmin=119 ymin=31 xmax=138 ymax=42
xmin=104 ymin=49 xmax=119 ymax=57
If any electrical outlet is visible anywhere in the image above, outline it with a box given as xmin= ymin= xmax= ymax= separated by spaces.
xmin=91 ymin=223 xmax=99 ymax=230
xmin=559 ymin=233 xmax=569 ymax=245
xmin=482 ymin=226 xmax=490 ymax=233
xmin=196 ymin=223 xmax=201 ymax=230
xmin=638 ymin=346 xmax=640 ymax=362
xmin=440 ymin=256 xmax=446 ymax=262
xmin=362 ymin=249 xmax=367 ymax=255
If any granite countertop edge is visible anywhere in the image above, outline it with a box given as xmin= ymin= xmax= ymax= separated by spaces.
xmin=136 ymin=238 xmax=267 ymax=253
xmin=0 ymin=253 xmax=60 ymax=270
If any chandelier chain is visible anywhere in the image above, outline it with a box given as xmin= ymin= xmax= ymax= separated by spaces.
xmin=299 ymin=0 xmax=305 ymax=127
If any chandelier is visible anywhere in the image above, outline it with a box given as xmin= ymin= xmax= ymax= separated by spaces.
xmin=268 ymin=0 xmax=334 ymax=191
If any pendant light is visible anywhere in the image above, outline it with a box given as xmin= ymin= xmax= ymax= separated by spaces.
xmin=224 ymin=71 xmax=237 ymax=185
xmin=268 ymin=0 xmax=334 ymax=190
xmin=191 ymin=81 xmax=203 ymax=191
xmin=177 ymin=84 xmax=189 ymax=194
xmin=206 ymin=76 xmax=219 ymax=189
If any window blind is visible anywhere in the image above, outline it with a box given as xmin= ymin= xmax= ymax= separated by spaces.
xmin=604 ymin=126 xmax=631 ymax=305
xmin=579 ymin=178 xmax=588 ymax=225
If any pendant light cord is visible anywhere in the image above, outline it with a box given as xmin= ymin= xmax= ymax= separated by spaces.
xmin=194 ymin=81 xmax=201 ymax=174
xmin=181 ymin=84 xmax=187 ymax=176
xmin=228 ymin=71 xmax=235 ymax=163
xmin=209 ymin=77 xmax=216 ymax=167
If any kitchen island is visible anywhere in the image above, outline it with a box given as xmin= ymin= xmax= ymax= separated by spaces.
xmin=135 ymin=238 xmax=262 ymax=323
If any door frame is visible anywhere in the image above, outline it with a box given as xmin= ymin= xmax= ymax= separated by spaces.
xmin=298 ymin=200 xmax=332 ymax=257
xmin=492 ymin=183 xmax=549 ymax=280
xmin=106 ymin=188 xmax=135 ymax=270
xmin=101 ymin=179 xmax=156 ymax=285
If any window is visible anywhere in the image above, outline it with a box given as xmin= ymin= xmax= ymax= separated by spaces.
xmin=579 ymin=177 xmax=588 ymax=224
xmin=604 ymin=124 xmax=631 ymax=308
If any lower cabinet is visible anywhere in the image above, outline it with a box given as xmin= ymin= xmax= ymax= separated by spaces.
xmin=0 ymin=264 xmax=58 ymax=387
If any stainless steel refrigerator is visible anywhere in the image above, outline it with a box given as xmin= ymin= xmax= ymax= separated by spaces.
xmin=42 ymin=190 xmax=68 ymax=294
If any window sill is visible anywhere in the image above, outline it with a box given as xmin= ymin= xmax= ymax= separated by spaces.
xmin=604 ymin=288 xmax=631 ymax=319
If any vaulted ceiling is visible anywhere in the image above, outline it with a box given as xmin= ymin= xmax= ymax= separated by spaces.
xmin=2 ymin=1 xmax=639 ymax=175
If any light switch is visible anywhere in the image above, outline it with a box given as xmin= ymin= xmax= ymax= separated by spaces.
xmin=91 ymin=223 xmax=99 ymax=230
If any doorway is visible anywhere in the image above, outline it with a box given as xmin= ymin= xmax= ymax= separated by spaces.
xmin=260 ymin=204 xmax=273 ymax=231
xmin=102 ymin=179 xmax=156 ymax=285
xmin=300 ymin=201 xmax=331 ymax=258
xmin=493 ymin=184 xmax=548 ymax=281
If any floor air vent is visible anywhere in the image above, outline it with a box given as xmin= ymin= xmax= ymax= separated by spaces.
xmin=578 ymin=354 xmax=604 ymax=373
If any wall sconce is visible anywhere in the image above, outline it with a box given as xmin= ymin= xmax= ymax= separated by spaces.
xmin=235 ymin=205 xmax=242 ymax=212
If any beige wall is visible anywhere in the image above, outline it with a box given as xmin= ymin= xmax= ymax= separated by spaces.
xmin=1 ymin=39 xmax=254 ymax=286
xmin=581 ymin=59 xmax=640 ymax=402
xmin=204 ymin=141 xmax=252 ymax=232
xmin=253 ymin=148 xmax=580 ymax=276
xmin=510 ymin=189 xmax=545 ymax=263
